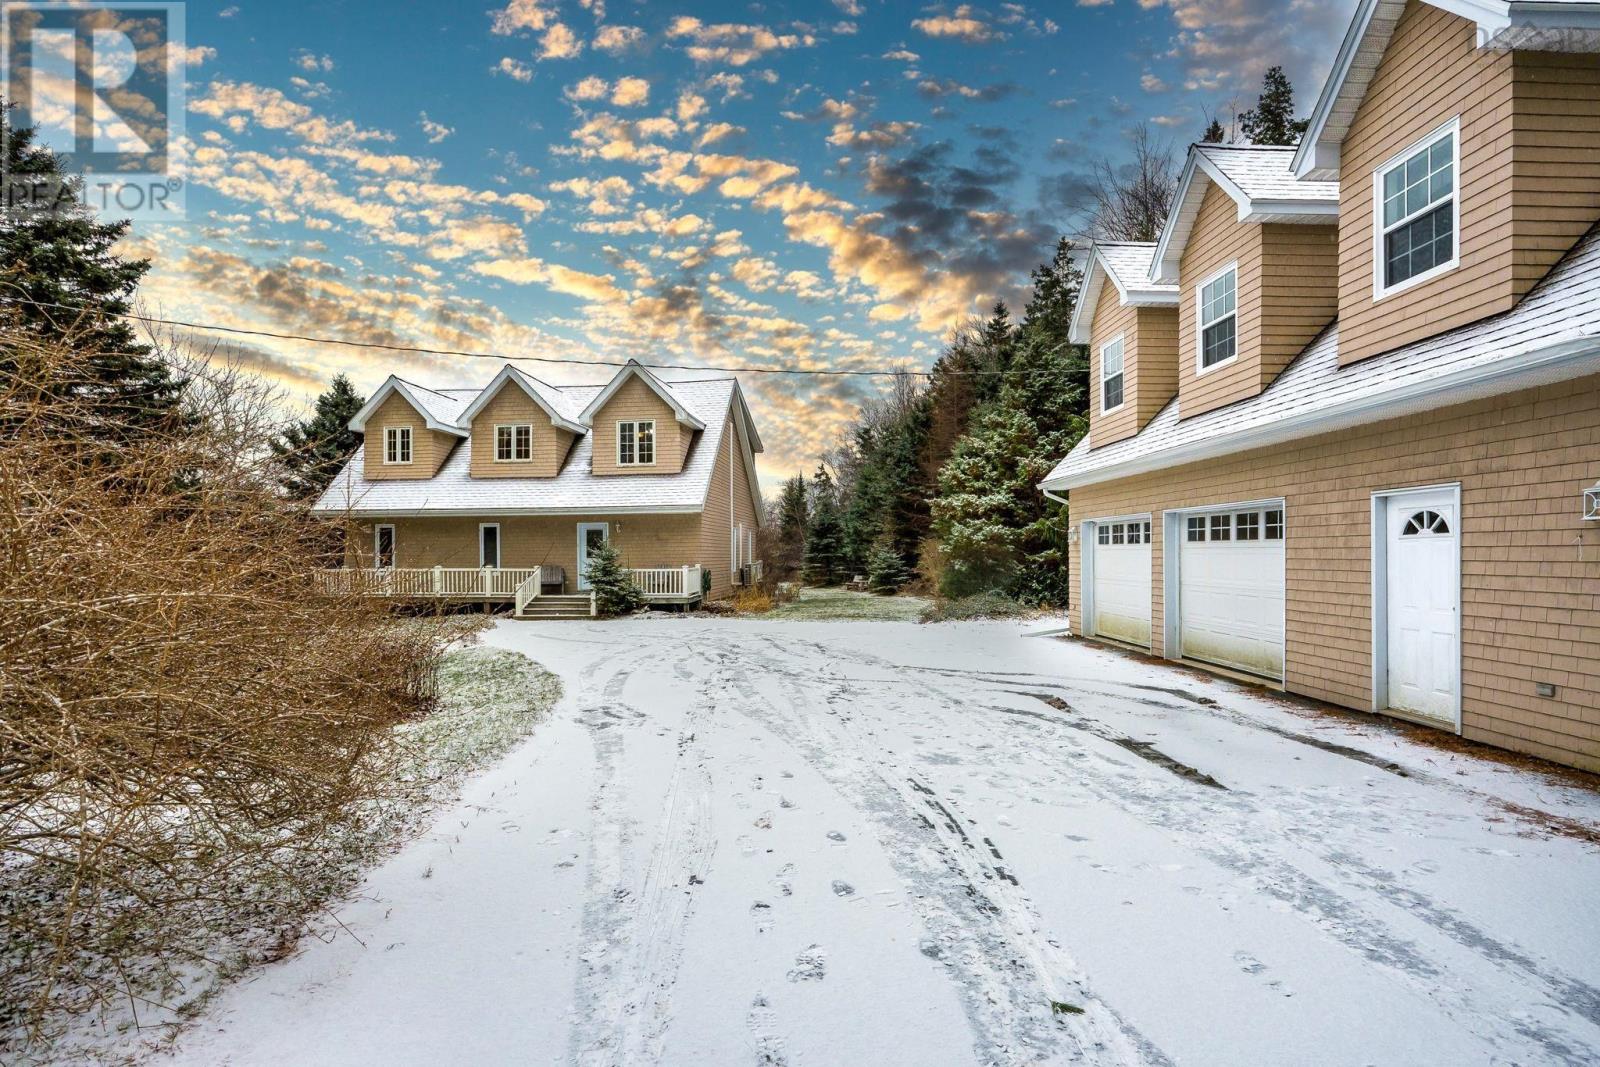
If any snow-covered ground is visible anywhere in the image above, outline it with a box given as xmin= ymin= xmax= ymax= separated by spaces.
xmin=165 ymin=616 xmax=1600 ymax=1067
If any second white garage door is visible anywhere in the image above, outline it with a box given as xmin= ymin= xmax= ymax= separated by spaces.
xmin=1177 ymin=505 xmax=1285 ymax=680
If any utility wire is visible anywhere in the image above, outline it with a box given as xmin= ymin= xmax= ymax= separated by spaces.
xmin=0 ymin=296 xmax=1058 ymax=379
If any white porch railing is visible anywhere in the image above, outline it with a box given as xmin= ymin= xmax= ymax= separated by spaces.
xmin=626 ymin=565 xmax=703 ymax=600
xmin=315 ymin=566 xmax=541 ymax=598
xmin=513 ymin=568 xmax=543 ymax=614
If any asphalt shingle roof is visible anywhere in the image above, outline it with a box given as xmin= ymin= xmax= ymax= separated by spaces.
xmin=1195 ymin=144 xmax=1340 ymax=203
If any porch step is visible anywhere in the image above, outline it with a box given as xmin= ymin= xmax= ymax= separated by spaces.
xmin=515 ymin=594 xmax=594 ymax=620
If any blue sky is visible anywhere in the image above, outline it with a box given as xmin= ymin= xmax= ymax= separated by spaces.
xmin=130 ymin=0 xmax=1352 ymax=486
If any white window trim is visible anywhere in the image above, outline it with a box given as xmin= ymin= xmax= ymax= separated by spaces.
xmin=383 ymin=426 xmax=413 ymax=465
xmin=1194 ymin=261 xmax=1239 ymax=376
xmin=493 ymin=423 xmax=534 ymax=463
xmin=1099 ymin=333 xmax=1126 ymax=415
xmin=478 ymin=522 xmax=501 ymax=568
xmin=1371 ymin=116 xmax=1461 ymax=301
xmin=616 ymin=419 xmax=657 ymax=467
xmin=373 ymin=523 xmax=396 ymax=568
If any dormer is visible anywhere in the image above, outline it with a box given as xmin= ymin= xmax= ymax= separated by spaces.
xmin=1071 ymin=243 xmax=1178 ymax=447
xmin=1294 ymin=0 xmax=1600 ymax=365
xmin=580 ymin=360 xmax=706 ymax=476
xmin=348 ymin=377 xmax=467 ymax=481
xmin=457 ymin=364 xmax=587 ymax=479
xmin=1154 ymin=145 xmax=1339 ymax=419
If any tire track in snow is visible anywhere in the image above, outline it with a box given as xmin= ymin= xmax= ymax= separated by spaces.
xmin=721 ymin=631 xmax=1167 ymax=1067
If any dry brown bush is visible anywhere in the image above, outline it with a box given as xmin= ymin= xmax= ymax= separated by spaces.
xmin=0 ymin=328 xmax=466 ymax=1047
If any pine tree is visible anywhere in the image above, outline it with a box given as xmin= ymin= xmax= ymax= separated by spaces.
xmin=0 ymin=101 xmax=184 ymax=438
xmin=1238 ymin=66 xmax=1308 ymax=146
xmin=584 ymin=540 xmax=645 ymax=617
xmin=1019 ymin=237 xmax=1087 ymax=417
xmin=271 ymin=375 xmax=366 ymax=499
xmin=865 ymin=535 xmax=910 ymax=595
xmin=802 ymin=465 xmax=845 ymax=585
xmin=773 ymin=473 xmax=809 ymax=577
xmin=1201 ymin=117 xmax=1227 ymax=144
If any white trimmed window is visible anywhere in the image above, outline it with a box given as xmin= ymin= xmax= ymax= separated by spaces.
xmin=1100 ymin=335 xmax=1125 ymax=413
xmin=1376 ymin=120 xmax=1457 ymax=296
xmin=384 ymin=426 xmax=412 ymax=464
xmin=1198 ymin=265 xmax=1237 ymax=371
xmin=495 ymin=423 xmax=532 ymax=461
xmin=617 ymin=420 xmax=656 ymax=466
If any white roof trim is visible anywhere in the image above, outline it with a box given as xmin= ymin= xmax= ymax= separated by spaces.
xmin=347 ymin=376 xmax=469 ymax=438
xmin=1069 ymin=244 xmax=1178 ymax=345
xmin=457 ymin=364 xmax=587 ymax=434
xmin=1040 ymin=335 xmax=1600 ymax=491
xmin=318 ymin=505 xmax=706 ymax=518
xmin=579 ymin=359 xmax=707 ymax=430
xmin=1154 ymin=149 xmax=1338 ymax=282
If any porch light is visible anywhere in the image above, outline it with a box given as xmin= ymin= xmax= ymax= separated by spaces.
xmin=1587 ymin=481 xmax=1600 ymax=521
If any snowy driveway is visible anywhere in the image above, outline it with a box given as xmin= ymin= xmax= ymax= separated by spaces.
xmin=171 ymin=617 xmax=1600 ymax=1067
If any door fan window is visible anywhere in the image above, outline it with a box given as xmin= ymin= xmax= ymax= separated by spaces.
xmin=1402 ymin=510 xmax=1450 ymax=536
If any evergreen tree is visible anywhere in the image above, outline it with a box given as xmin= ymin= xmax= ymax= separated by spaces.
xmin=773 ymin=473 xmax=809 ymax=578
xmin=584 ymin=540 xmax=646 ymax=617
xmin=1201 ymin=117 xmax=1227 ymax=144
xmin=0 ymin=101 xmax=184 ymax=437
xmin=1019 ymin=238 xmax=1087 ymax=415
xmin=271 ymin=375 xmax=366 ymax=499
xmin=865 ymin=535 xmax=910 ymax=595
xmin=919 ymin=302 xmax=1015 ymax=484
xmin=802 ymin=465 xmax=845 ymax=585
xmin=1238 ymin=66 xmax=1309 ymax=146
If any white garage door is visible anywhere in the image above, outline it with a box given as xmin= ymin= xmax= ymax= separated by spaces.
xmin=1090 ymin=518 xmax=1152 ymax=647
xmin=1178 ymin=506 xmax=1285 ymax=679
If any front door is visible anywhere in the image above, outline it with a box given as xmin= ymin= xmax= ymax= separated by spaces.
xmin=1384 ymin=489 xmax=1460 ymax=725
xmin=576 ymin=522 xmax=609 ymax=590
xmin=374 ymin=524 xmax=395 ymax=569
xmin=480 ymin=523 xmax=500 ymax=569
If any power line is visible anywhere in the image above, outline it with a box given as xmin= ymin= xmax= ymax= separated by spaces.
xmin=2 ymin=296 xmax=1053 ymax=379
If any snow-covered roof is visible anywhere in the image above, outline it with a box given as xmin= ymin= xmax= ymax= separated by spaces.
xmin=1294 ymin=0 xmax=1600 ymax=180
xmin=313 ymin=373 xmax=764 ymax=517
xmin=1152 ymin=145 xmax=1339 ymax=283
xmin=1068 ymin=243 xmax=1178 ymax=345
xmin=457 ymin=364 xmax=589 ymax=435
xmin=347 ymin=377 xmax=472 ymax=438
xmin=1043 ymin=225 xmax=1600 ymax=492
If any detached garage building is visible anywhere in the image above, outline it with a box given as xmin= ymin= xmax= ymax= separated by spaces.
xmin=1041 ymin=0 xmax=1600 ymax=773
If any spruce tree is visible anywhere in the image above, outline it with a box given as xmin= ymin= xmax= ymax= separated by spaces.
xmin=0 ymin=101 xmax=184 ymax=437
xmin=865 ymin=535 xmax=910 ymax=595
xmin=584 ymin=540 xmax=645 ymax=616
xmin=1201 ymin=117 xmax=1227 ymax=144
xmin=774 ymin=473 xmax=809 ymax=577
xmin=1238 ymin=66 xmax=1308 ymax=146
xmin=271 ymin=375 xmax=366 ymax=499
xmin=802 ymin=465 xmax=844 ymax=585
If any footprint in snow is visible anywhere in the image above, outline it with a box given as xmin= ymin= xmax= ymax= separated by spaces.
xmin=772 ymin=863 xmax=795 ymax=897
xmin=787 ymin=945 xmax=827 ymax=982
xmin=754 ymin=812 xmax=774 ymax=830
xmin=751 ymin=901 xmax=774 ymax=934
xmin=778 ymin=796 xmax=795 ymax=809
xmin=826 ymin=831 xmax=847 ymax=843
xmin=1233 ymin=951 xmax=1266 ymax=975
xmin=831 ymin=880 xmax=854 ymax=897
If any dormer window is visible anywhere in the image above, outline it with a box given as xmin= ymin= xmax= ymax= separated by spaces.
xmin=1100 ymin=335 xmax=1125 ymax=413
xmin=617 ymin=420 xmax=655 ymax=466
xmin=1376 ymin=119 xmax=1457 ymax=297
xmin=495 ymin=423 xmax=533 ymax=462
xmin=384 ymin=426 xmax=412 ymax=464
xmin=1198 ymin=264 xmax=1237 ymax=372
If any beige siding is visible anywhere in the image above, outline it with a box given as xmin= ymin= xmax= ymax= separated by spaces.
xmin=697 ymin=417 xmax=762 ymax=599
xmin=1064 ymin=374 xmax=1600 ymax=773
xmin=1089 ymin=286 xmax=1180 ymax=447
xmin=1333 ymin=2 xmax=1600 ymax=365
xmin=466 ymin=386 xmax=576 ymax=479
xmin=1258 ymin=223 xmax=1339 ymax=378
xmin=361 ymin=391 xmax=458 ymax=480
xmin=590 ymin=376 xmax=687 ymax=476
xmin=1177 ymin=182 xmax=1265 ymax=418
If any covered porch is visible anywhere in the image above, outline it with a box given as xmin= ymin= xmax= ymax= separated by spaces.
xmin=314 ymin=564 xmax=707 ymax=615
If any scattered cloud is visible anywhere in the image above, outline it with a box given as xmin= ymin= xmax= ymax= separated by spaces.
xmin=419 ymin=112 xmax=454 ymax=143
xmin=539 ymin=23 xmax=584 ymax=60
xmin=611 ymin=76 xmax=650 ymax=107
xmin=1141 ymin=72 xmax=1169 ymax=93
xmin=911 ymin=5 xmax=1001 ymax=44
xmin=593 ymin=24 xmax=646 ymax=55
xmin=295 ymin=50 xmax=334 ymax=73
xmin=666 ymin=17 xmax=818 ymax=66
xmin=489 ymin=0 xmax=556 ymax=36
xmin=493 ymin=57 xmax=533 ymax=82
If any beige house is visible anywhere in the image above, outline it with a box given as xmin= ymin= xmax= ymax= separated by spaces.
xmin=313 ymin=360 xmax=764 ymax=617
xmin=1041 ymin=0 xmax=1600 ymax=772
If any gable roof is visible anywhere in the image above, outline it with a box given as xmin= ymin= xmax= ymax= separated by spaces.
xmin=1152 ymin=145 xmax=1339 ymax=283
xmin=1042 ymin=224 xmax=1600 ymax=492
xmin=456 ymin=363 xmax=588 ymax=434
xmin=579 ymin=359 xmax=707 ymax=430
xmin=313 ymin=375 xmax=762 ymax=518
xmin=1068 ymin=243 xmax=1178 ymax=345
xmin=1293 ymin=0 xmax=1600 ymax=180
xmin=347 ymin=376 xmax=471 ymax=438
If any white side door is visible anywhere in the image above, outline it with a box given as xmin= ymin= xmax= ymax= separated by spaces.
xmin=1177 ymin=506 xmax=1285 ymax=679
xmin=1090 ymin=519 xmax=1152 ymax=647
xmin=576 ymin=522 xmax=609 ymax=591
xmin=1385 ymin=490 xmax=1459 ymax=725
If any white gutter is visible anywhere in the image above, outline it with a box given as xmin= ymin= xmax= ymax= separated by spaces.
xmin=1039 ymin=333 xmax=1600 ymax=493
xmin=309 ymin=505 xmax=707 ymax=518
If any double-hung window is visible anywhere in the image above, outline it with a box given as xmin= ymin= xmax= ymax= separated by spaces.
xmin=1376 ymin=120 xmax=1457 ymax=295
xmin=1198 ymin=265 xmax=1237 ymax=371
xmin=617 ymin=420 xmax=656 ymax=466
xmin=1100 ymin=335 xmax=1125 ymax=413
xmin=384 ymin=426 xmax=412 ymax=464
xmin=495 ymin=423 xmax=532 ymax=462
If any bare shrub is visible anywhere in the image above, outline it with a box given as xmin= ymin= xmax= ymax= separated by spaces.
xmin=0 ymin=327 xmax=467 ymax=1047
